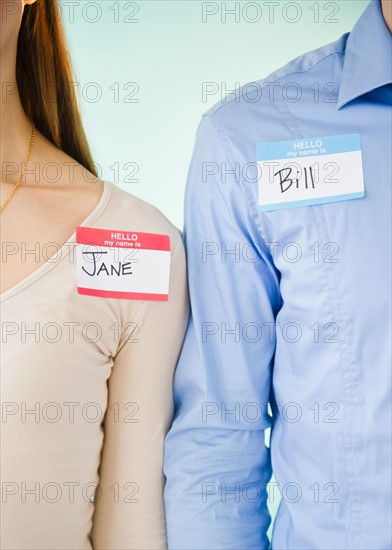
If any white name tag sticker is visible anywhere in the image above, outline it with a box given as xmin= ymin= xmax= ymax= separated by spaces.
xmin=257 ymin=133 xmax=365 ymax=212
xmin=76 ymin=227 xmax=171 ymax=301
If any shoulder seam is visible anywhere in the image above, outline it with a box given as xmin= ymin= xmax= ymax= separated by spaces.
xmin=206 ymin=49 xmax=345 ymax=118
xmin=205 ymin=116 xmax=282 ymax=297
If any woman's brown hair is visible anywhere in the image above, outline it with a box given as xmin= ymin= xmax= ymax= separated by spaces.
xmin=16 ymin=0 xmax=98 ymax=177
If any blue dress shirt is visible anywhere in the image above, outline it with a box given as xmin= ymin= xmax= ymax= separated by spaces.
xmin=164 ymin=1 xmax=392 ymax=548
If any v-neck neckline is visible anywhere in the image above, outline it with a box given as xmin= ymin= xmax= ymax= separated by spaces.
xmin=0 ymin=180 xmax=112 ymax=303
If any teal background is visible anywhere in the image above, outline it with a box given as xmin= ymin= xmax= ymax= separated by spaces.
xmin=63 ymin=0 xmax=368 ymax=228
xmin=62 ymin=0 xmax=369 ymax=532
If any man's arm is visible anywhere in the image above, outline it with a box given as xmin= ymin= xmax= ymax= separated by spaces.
xmin=164 ymin=114 xmax=282 ymax=549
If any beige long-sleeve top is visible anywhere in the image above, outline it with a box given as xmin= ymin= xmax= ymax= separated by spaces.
xmin=0 ymin=181 xmax=189 ymax=550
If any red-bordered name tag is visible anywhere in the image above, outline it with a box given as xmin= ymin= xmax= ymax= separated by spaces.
xmin=76 ymin=227 xmax=171 ymax=301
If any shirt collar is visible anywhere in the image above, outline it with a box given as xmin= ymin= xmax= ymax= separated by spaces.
xmin=337 ymin=0 xmax=392 ymax=109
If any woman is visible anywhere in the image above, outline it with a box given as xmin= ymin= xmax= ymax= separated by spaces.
xmin=0 ymin=1 xmax=189 ymax=549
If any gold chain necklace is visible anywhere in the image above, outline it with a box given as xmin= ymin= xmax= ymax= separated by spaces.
xmin=0 ymin=123 xmax=36 ymax=212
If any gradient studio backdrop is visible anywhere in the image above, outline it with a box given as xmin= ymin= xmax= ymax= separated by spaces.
xmin=63 ymin=0 xmax=368 ymax=528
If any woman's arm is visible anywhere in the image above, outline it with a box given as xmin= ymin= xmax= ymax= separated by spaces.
xmin=91 ymin=232 xmax=189 ymax=550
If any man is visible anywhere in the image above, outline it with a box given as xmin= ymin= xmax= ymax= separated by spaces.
xmin=164 ymin=0 xmax=392 ymax=548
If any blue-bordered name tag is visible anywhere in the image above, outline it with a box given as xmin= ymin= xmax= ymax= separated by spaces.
xmin=257 ymin=134 xmax=365 ymax=212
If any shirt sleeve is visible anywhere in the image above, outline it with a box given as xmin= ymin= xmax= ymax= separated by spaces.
xmin=164 ymin=114 xmax=282 ymax=549
xmin=90 ymin=231 xmax=189 ymax=550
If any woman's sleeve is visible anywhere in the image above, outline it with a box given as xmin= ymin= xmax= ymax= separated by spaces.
xmin=164 ymin=114 xmax=282 ymax=549
xmin=90 ymin=231 xmax=189 ymax=550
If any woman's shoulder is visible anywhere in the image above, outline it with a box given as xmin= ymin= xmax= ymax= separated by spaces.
xmin=98 ymin=180 xmax=182 ymax=246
